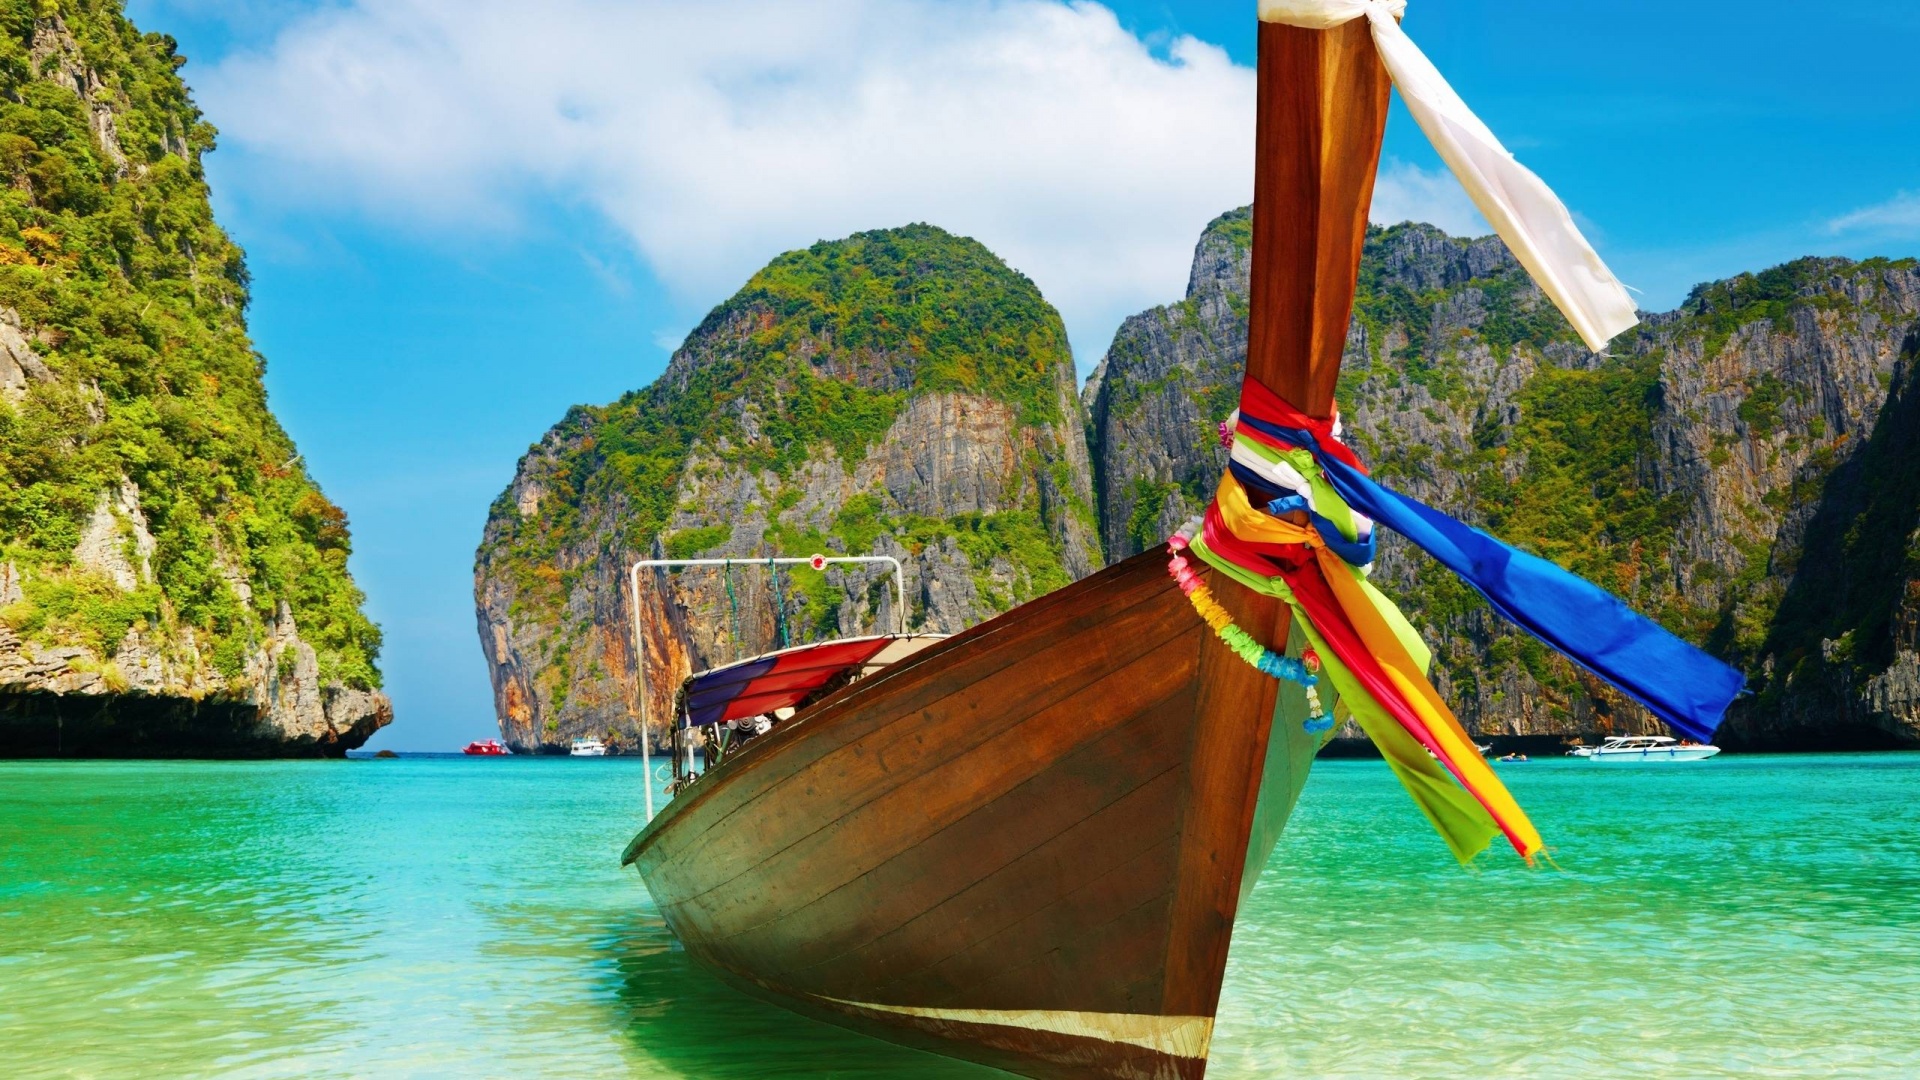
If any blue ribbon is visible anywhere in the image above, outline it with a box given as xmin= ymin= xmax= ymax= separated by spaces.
xmin=1264 ymin=492 xmax=1378 ymax=568
xmin=1238 ymin=414 xmax=1744 ymax=742
xmin=1227 ymin=461 xmax=1377 ymax=568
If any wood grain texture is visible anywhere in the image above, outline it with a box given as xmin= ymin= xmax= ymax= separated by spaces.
xmin=623 ymin=15 xmax=1393 ymax=1079
xmin=629 ymin=552 xmax=1278 ymax=1079
xmin=1160 ymin=579 xmax=1289 ymax=1020
xmin=1244 ymin=16 xmax=1391 ymax=420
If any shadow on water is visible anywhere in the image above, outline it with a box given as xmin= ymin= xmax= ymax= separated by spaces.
xmin=601 ymin=913 xmax=1000 ymax=1079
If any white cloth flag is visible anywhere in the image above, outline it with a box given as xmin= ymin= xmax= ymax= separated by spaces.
xmin=1258 ymin=0 xmax=1638 ymax=352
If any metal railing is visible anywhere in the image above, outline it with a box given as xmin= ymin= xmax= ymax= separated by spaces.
xmin=626 ymin=554 xmax=907 ymax=822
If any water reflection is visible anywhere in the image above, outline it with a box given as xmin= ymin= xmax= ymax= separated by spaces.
xmin=5 ymin=754 xmax=1918 ymax=1079
xmin=0 ymin=762 xmax=367 ymax=1078
xmin=603 ymin=910 xmax=994 ymax=1079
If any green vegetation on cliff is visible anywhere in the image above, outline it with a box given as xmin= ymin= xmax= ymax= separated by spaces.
xmin=486 ymin=224 xmax=1081 ymax=626
xmin=1472 ymin=356 xmax=1688 ymax=603
xmin=0 ymin=2 xmax=379 ymax=689
xmin=1340 ymin=231 xmax=1919 ymax=728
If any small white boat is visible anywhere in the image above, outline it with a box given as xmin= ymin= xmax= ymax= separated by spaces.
xmin=1568 ymin=735 xmax=1719 ymax=762
xmin=1427 ymin=742 xmax=1493 ymax=761
xmin=569 ymin=736 xmax=608 ymax=757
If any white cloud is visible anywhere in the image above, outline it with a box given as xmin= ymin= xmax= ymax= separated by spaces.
xmin=1368 ymin=158 xmax=1488 ymax=238
xmin=198 ymin=0 xmax=1502 ymax=364
xmin=199 ymin=0 xmax=1259 ymax=363
xmin=1828 ymin=192 xmax=1920 ymax=235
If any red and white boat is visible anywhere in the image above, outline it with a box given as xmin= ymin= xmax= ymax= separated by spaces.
xmin=462 ymin=738 xmax=509 ymax=756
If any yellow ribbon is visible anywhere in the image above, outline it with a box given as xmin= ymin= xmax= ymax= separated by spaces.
xmin=1212 ymin=474 xmax=1543 ymax=862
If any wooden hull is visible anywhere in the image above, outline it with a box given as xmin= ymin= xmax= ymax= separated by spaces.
xmin=624 ymin=550 xmax=1324 ymax=1079
xmin=624 ymin=16 xmax=1388 ymax=1074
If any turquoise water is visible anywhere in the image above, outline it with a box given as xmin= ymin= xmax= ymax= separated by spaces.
xmin=3 ymin=753 xmax=1917 ymax=1078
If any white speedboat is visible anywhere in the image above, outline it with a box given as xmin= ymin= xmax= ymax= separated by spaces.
xmin=1568 ymin=735 xmax=1719 ymax=762
xmin=569 ymin=736 xmax=608 ymax=757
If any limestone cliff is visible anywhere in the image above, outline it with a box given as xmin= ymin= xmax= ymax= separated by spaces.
xmin=0 ymin=5 xmax=387 ymax=756
xmin=1089 ymin=211 xmax=1920 ymax=750
xmin=476 ymin=224 xmax=1098 ymax=752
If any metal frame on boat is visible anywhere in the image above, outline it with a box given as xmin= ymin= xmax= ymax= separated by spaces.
xmin=626 ymin=553 xmax=908 ymax=820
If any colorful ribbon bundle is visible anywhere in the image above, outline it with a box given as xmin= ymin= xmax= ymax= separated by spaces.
xmin=1177 ymin=379 xmax=1747 ymax=864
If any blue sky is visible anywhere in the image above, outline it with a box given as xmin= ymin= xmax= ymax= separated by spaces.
xmin=122 ymin=0 xmax=1920 ymax=750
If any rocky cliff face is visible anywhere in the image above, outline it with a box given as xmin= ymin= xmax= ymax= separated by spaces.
xmin=1085 ymin=208 xmax=1252 ymax=559
xmin=0 ymin=6 xmax=387 ymax=756
xmin=476 ymin=224 xmax=1098 ymax=752
xmin=1089 ymin=212 xmax=1920 ymax=750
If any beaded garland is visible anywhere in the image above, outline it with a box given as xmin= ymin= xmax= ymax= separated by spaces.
xmin=1167 ymin=523 xmax=1329 ymax=732
xmin=1299 ymin=648 xmax=1332 ymax=734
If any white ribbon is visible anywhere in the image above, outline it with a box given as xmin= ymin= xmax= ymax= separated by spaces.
xmin=1225 ymin=447 xmax=1376 ymax=541
xmin=1258 ymin=0 xmax=1637 ymax=352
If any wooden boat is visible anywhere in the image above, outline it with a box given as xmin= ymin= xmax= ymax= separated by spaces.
xmin=622 ymin=16 xmax=1391 ymax=1080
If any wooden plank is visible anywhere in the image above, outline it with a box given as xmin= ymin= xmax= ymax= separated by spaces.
xmin=796 ymin=754 xmax=1188 ymax=1004
xmin=638 ymin=555 xmax=1160 ymax=864
xmin=960 ymin=885 xmax=1179 ymax=1014
xmin=890 ymin=817 xmax=1182 ymax=1011
xmin=644 ymin=577 xmax=1187 ymax=905
xmin=634 ymin=552 xmax=1170 ymax=870
xmin=662 ymin=610 xmax=1195 ymax=942
xmin=736 ymin=673 xmax=1197 ymax=983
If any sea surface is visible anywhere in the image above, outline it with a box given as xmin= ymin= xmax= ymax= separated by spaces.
xmin=3 ymin=752 xmax=1917 ymax=1078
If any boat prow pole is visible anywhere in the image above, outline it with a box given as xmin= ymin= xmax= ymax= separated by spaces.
xmin=1247 ymin=15 xmax=1392 ymax=415
xmin=1202 ymin=14 xmax=1393 ymax=713
xmin=617 ymin=13 xmax=1398 ymax=1080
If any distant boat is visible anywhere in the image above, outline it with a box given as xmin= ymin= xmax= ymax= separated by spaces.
xmin=1428 ymin=742 xmax=1492 ymax=761
xmin=1495 ymin=753 xmax=1529 ymax=763
xmin=462 ymin=739 xmax=508 ymax=756
xmin=570 ymin=736 xmax=609 ymax=757
xmin=1568 ymin=736 xmax=1720 ymax=762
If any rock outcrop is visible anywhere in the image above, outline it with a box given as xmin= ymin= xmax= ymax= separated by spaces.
xmin=0 ymin=10 xmax=387 ymax=756
xmin=1089 ymin=211 xmax=1920 ymax=750
xmin=476 ymin=225 xmax=1098 ymax=752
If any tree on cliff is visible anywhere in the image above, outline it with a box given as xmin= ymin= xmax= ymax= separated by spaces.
xmin=0 ymin=1 xmax=387 ymax=754
xmin=1090 ymin=210 xmax=1920 ymax=750
xmin=474 ymin=224 xmax=1099 ymax=752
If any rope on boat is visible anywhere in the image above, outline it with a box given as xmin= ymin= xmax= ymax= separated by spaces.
xmin=769 ymin=556 xmax=791 ymax=649
xmin=723 ymin=558 xmax=742 ymax=660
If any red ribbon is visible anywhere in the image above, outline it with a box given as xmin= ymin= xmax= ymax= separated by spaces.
xmin=1236 ymin=377 xmax=1369 ymax=474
